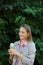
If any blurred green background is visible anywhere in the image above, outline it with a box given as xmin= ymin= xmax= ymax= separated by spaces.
xmin=0 ymin=0 xmax=43 ymax=65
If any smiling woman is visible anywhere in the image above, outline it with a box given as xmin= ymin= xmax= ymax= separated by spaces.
xmin=8 ymin=24 xmax=36 ymax=65
xmin=19 ymin=24 xmax=32 ymax=41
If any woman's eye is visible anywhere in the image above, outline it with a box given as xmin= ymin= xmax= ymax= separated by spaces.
xmin=19 ymin=31 xmax=24 ymax=34
xmin=22 ymin=32 xmax=24 ymax=34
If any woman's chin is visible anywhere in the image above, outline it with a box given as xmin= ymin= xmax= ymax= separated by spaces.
xmin=19 ymin=37 xmax=24 ymax=40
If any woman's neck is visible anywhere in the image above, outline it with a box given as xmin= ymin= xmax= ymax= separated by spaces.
xmin=20 ymin=39 xmax=28 ymax=45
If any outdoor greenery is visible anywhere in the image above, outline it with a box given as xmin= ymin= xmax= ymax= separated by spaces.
xmin=0 ymin=0 xmax=43 ymax=65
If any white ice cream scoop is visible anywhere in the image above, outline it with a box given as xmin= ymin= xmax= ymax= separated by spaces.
xmin=10 ymin=43 xmax=14 ymax=48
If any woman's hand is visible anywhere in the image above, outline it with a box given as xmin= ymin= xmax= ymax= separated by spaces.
xmin=8 ymin=49 xmax=14 ymax=63
xmin=8 ymin=48 xmax=18 ymax=56
xmin=8 ymin=48 xmax=23 ymax=59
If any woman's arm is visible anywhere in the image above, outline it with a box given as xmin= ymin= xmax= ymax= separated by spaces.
xmin=16 ymin=43 xmax=36 ymax=65
xmin=9 ymin=54 xmax=13 ymax=62
xmin=9 ymin=42 xmax=36 ymax=65
xmin=17 ymin=51 xmax=36 ymax=65
xmin=9 ymin=47 xmax=36 ymax=65
xmin=8 ymin=42 xmax=17 ymax=63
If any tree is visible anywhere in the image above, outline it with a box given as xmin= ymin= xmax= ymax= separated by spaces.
xmin=0 ymin=0 xmax=43 ymax=65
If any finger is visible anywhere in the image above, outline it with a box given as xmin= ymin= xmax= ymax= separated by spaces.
xmin=8 ymin=50 xmax=11 ymax=54
xmin=9 ymin=52 xmax=12 ymax=54
xmin=8 ymin=49 xmax=10 ymax=52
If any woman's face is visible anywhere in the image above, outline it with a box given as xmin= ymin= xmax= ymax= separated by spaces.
xmin=19 ymin=27 xmax=29 ymax=40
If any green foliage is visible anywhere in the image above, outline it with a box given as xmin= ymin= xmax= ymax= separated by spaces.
xmin=0 ymin=0 xmax=43 ymax=65
xmin=35 ymin=39 xmax=43 ymax=65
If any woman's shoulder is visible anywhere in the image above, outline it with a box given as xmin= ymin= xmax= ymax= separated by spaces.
xmin=28 ymin=41 xmax=35 ymax=46
xmin=28 ymin=41 xmax=36 ymax=51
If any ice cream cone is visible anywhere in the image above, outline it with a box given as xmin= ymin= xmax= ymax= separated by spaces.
xmin=9 ymin=43 xmax=14 ymax=62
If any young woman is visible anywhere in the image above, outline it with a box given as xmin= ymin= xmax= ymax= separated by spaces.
xmin=8 ymin=24 xmax=36 ymax=65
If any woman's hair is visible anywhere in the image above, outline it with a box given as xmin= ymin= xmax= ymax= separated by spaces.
xmin=19 ymin=24 xmax=32 ymax=41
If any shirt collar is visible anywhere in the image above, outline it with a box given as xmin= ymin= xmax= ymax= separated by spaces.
xmin=18 ymin=40 xmax=29 ymax=46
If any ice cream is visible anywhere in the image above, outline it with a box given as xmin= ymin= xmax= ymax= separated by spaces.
xmin=10 ymin=43 xmax=14 ymax=48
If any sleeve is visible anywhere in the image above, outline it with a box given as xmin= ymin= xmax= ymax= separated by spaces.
xmin=12 ymin=56 xmax=16 ymax=65
xmin=13 ymin=41 xmax=18 ymax=48
xmin=12 ymin=42 xmax=17 ymax=65
xmin=21 ymin=43 xmax=36 ymax=65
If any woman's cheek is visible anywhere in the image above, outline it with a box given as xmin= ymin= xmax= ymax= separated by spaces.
xmin=19 ymin=32 xmax=26 ymax=39
xmin=19 ymin=35 xmax=25 ymax=39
